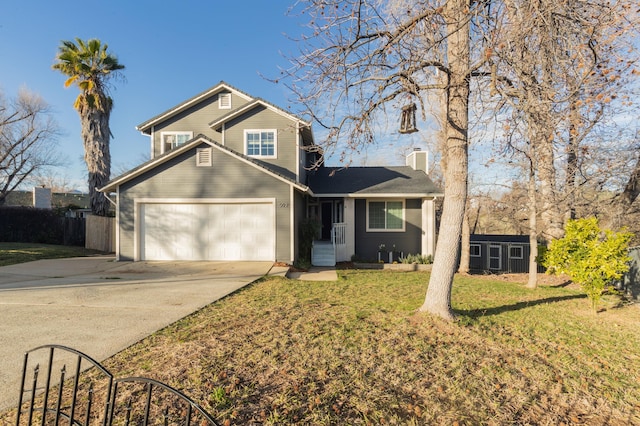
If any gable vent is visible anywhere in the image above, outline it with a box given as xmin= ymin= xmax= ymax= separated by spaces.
xmin=219 ymin=93 xmax=232 ymax=109
xmin=197 ymin=148 xmax=212 ymax=167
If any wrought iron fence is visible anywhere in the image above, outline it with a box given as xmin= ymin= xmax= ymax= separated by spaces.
xmin=15 ymin=344 xmax=218 ymax=426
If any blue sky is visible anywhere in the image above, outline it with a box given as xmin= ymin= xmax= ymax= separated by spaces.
xmin=0 ymin=0 xmax=509 ymax=193
xmin=0 ymin=1 xmax=325 ymax=191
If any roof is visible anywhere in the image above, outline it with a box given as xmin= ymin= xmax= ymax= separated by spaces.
xmin=470 ymin=234 xmax=530 ymax=243
xmin=136 ymin=81 xmax=310 ymax=134
xmin=308 ymin=166 xmax=442 ymax=197
xmin=99 ymin=134 xmax=308 ymax=193
xmin=209 ymin=98 xmax=310 ymax=130
xmin=4 ymin=190 xmax=89 ymax=208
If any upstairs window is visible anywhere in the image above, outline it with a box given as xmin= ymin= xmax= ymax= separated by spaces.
xmin=367 ymin=200 xmax=404 ymax=231
xmin=219 ymin=93 xmax=232 ymax=109
xmin=245 ymin=130 xmax=277 ymax=158
xmin=161 ymin=131 xmax=193 ymax=153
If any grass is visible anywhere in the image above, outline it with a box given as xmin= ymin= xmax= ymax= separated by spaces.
xmin=0 ymin=242 xmax=104 ymax=266
xmin=2 ymin=268 xmax=639 ymax=425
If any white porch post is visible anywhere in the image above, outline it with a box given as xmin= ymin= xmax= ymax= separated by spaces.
xmin=422 ymin=198 xmax=436 ymax=257
xmin=344 ymin=198 xmax=355 ymax=260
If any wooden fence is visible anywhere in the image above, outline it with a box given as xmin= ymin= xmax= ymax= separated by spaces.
xmin=85 ymin=216 xmax=115 ymax=253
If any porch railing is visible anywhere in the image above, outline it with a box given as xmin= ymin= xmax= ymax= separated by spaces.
xmin=331 ymin=223 xmax=348 ymax=262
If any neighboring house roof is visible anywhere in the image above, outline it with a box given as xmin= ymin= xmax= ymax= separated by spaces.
xmin=4 ymin=191 xmax=89 ymax=208
xmin=308 ymin=166 xmax=443 ymax=197
xmin=136 ymin=81 xmax=309 ymax=134
xmin=99 ymin=134 xmax=309 ymax=193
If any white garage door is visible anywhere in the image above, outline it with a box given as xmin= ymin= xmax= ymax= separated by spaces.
xmin=139 ymin=202 xmax=275 ymax=261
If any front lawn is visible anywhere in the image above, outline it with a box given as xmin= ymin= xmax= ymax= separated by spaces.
xmin=0 ymin=242 xmax=104 ymax=267
xmin=96 ymin=270 xmax=640 ymax=425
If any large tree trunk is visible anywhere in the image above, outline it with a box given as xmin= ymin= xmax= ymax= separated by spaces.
xmin=81 ymin=108 xmax=111 ymax=217
xmin=458 ymin=208 xmax=470 ymax=274
xmin=526 ymin=157 xmax=538 ymax=289
xmin=420 ymin=0 xmax=470 ymax=321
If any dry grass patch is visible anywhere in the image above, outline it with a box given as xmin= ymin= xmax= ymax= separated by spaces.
xmin=3 ymin=270 xmax=639 ymax=425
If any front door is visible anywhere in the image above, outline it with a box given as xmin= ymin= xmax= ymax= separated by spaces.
xmin=321 ymin=202 xmax=333 ymax=240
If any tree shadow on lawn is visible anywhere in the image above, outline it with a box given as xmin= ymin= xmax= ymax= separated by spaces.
xmin=455 ymin=294 xmax=587 ymax=318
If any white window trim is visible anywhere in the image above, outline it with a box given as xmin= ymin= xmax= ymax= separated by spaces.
xmin=219 ymin=93 xmax=232 ymax=109
xmin=244 ymin=129 xmax=277 ymax=159
xmin=160 ymin=131 xmax=193 ymax=154
xmin=509 ymin=244 xmax=524 ymax=259
xmin=470 ymin=243 xmax=482 ymax=257
xmin=196 ymin=148 xmax=212 ymax=167
xmin=366 ymin=199 xmax=405 ymax=232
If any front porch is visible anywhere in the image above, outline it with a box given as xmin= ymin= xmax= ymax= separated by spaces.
xmin=307 ymin=196 xmax=437 ymax=267
xmin=311 ymin=222 xmax=348 ymax=267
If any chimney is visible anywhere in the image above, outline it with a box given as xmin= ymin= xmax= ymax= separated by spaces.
xmin=33 ymin=186 xmax=52 ymax=209
xmin=406 ymin=148 xmax=429 ymax=174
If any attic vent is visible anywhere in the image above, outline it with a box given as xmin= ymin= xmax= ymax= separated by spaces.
xmin=219 ymin=93 xmax=232 ymax=109
xmin=196 ymin=148 xmax=212 ymax=167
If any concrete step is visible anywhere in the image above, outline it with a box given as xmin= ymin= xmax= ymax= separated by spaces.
xmin=312 ymin=242 xmax=336 ymax=267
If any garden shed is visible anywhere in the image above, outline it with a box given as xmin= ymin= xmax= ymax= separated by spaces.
xmin=469 ymin=234 xmax=542 ymax=274
xmin=618 ymin=246 xmax=640 ymax=301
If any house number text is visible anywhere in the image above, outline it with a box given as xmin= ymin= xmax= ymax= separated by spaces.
xmin=279 ymin=202 xmax=290 ymax=208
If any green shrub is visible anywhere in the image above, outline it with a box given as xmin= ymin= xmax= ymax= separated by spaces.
xmin=543 ymin=217 xmax=633 ymax=311
xmin=399 ymin=253 xmax=433 ymax=264
xmin=298 ymin=218 xmax=321 ymax=263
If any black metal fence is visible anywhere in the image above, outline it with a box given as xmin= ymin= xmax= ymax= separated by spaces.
xmin=15 ymin=344 xmax=218 ymax=426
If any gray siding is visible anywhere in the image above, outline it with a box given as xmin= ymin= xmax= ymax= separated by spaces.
xmin=151 ymin=92 xmax=251 ymax=158
xmin=221 ymin=106 xmax=299 ymax=180
xmin=117 ymin=142 xmax=295 ymax=262
xmin=354 ymin=198 xmax=422 ymax=262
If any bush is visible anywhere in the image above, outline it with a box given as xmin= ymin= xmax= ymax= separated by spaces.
xmin=543 ymin=217 xmax=633 ymax=312
xmin=298 ymin=218 xmax=321 ymax=263
xmin=399 ymin=253 xmax=433 ymax=264
xmin=0 ymin=206 xmax=65 ymax=244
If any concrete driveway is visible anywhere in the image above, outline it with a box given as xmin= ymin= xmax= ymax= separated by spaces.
xmin=0 ymin=256 xmax=278 ymax=411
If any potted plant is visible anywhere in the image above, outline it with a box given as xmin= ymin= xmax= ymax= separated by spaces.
xmin=377 ymin=244 xmax=387 ymax=263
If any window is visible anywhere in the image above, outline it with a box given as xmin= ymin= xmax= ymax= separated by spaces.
xmin=161 ymin=131 xmax=193 ymax=153
xmin=219 ymin=93 xmax=232 ymax=109
xmin=196 ymin=148 xmax=212 ymax=167
xmin=367 ymin=200 xmax=404 ymax=231
xmin=245 ymin=130 xmax=277 ymax=158
xmin=509 ymin=245 xmax=523 ymax=259
xmin=470 ymin=244 xmax=481 ymax=257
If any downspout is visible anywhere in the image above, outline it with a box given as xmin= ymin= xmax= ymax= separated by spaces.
xmin=295 ymin=121 xmax=300 ymax=183
xmin=150 ymin=126 xmax=155 ymax=159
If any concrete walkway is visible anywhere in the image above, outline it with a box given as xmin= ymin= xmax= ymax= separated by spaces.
xmin=286 ymin=266 xmax=338 ymax=281
xmin=0 ymin=256 xmax=274 ymax=411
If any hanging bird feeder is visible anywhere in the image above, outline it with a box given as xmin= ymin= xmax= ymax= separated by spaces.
xmin=399 ymin=103 xmax=418 ymax=134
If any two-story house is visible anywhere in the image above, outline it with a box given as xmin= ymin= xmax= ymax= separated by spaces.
xmin=99 ymin=82 xmax=442 ymax=265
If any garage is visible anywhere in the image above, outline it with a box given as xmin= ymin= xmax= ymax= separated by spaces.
xmin=138 ymin=201 xmax=275 ymax=261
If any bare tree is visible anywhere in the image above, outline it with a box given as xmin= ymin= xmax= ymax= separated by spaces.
xmin=485 ymin=0 xmax=639 ymax=285
xmin=0 ymin=89 xmax=63 ymax=204
xmin=283 ymin=0 xmax=496 ymax=320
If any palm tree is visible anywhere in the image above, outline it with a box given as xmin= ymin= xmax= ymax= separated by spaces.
xmin=53 ymin=38 xmax=124 ymax=216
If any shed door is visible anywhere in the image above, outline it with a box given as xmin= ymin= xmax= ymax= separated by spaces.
xmin=488 ymin=244 xmax=502 ymax=270
xmin=139 ymin=202 xmax=275 ymax=261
